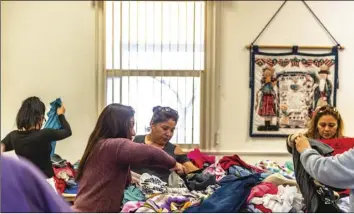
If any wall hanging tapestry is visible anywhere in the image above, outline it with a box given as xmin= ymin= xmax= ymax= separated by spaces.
xmin=249 ymin=46 xmax=339 ymax=137
xmin=247 ymin=1 xmax=343 ymax=137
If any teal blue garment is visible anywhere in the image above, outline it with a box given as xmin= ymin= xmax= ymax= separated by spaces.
xmin=43 ymin=98 xmax=62 ymax=157
xmin=123 ymin=185 xmax=145 ymax=205
xmin=284 ymin=161 xmax=294 ymax=171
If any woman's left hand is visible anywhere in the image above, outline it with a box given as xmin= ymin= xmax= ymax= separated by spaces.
xmin=170 ymin=162 xmax=186 ymax=175
xmin=295 ymin=134 xmax=311 ymax=153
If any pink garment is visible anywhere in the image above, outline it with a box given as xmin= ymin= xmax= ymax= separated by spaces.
xmin=247 ymin=182 xmax=278 ymax=203
xmin=53 ymin=162 xmax=75 ymax=179
xmin=202 ymin=163 xmax=226 ymax=182
xmin=187 ymin=149 xmax=215 ymax=168
xmin=121 ymin=201 xmax=145 ymax=213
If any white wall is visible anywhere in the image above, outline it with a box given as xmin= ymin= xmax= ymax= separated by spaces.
xmin=1 ymin=1 xmax=97 ymax=162
xmin=215 ymin=1 xmax=354 ymax=163
xmin=2 ymin=1 xmax=354 ymax=164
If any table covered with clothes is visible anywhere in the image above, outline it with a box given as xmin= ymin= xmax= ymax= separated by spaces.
xmin=121 ymin=146 xmax=351 ymax=213
xmin=121 ymin=152 xmax=305 ymax=213
xmin=51 ymin=138 xmax=353 ymax=213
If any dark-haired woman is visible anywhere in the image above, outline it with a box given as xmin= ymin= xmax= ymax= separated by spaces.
xmin=132 ymin=106 xmax=199 ymax=182
xmin=73 ymin=103 xmax=184 ymax=213
xmin=1 ymin=96 xmax=72 ymax=191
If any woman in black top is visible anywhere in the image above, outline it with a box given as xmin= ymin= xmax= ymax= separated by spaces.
xmin=132 ymin=106 xmax=198 ymax=182
xmin=1 ymin=96 xmax=72 ymax=179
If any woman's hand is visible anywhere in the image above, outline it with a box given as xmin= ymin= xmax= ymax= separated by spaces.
xmin=295 ymin=134 xmax=311 ymax=153
xmin=57 ymin=104 xmax=66 ymax=115
xmin=288 ymin=133 xmax=302 ymax=148
xmin=170 ymin=162 xmax=186 ymax=175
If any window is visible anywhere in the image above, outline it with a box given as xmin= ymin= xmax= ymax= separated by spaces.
xmin=105 ymin=1 xmax=205 ymax=145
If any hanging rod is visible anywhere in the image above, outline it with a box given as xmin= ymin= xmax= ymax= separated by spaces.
xmin=245 ymin=45 xmax=345 ymax=50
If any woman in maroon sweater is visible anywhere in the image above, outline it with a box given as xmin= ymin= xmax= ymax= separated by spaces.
xmin=73 ymin=103 xmax=184 ymax=213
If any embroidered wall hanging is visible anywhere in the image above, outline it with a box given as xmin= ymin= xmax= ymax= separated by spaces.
xmin=247 ymin=1 xmax=343 ymax=137
xmin=249 ymin=46 xmax=339 ymax=137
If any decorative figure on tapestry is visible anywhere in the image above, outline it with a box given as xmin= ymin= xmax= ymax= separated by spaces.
xmin=254 ymin=66 xmax=279 ymax=131
xmin=249 ymin=46 xmax=339 ymax=137
xmin=313 ymin=65 xmax=333 ymax=109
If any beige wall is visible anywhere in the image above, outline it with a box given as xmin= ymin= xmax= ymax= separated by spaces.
xmin=1 ymin=1 xmax=97 ymax=162
xmin=213 ymin=1 xmax=354 ymax=163
xmin=2 ymin=1 xmax=354 ymax=164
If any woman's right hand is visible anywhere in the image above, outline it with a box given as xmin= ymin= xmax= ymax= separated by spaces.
xmin=288 ymin=133 xmax=301 ymax=148
xmin=295 ymin=134 xmax=311 ymax=153
xmin=170 ymin=162 xmax=185 ymax=175
xmin=57 ymin=104 xmax=66 ymax=115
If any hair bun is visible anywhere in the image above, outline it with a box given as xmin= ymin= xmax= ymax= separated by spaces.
xmin=152 ymin=106 xmax=162 ymax=113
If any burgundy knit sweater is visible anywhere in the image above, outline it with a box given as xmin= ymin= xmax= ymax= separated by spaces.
xmin=73 ymin=138 xmax=176 ymax=212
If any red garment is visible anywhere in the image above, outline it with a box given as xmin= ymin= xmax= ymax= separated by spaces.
xmin=53 ymin=176 xmax=66 ymax=194
xmin=219 ymin=154 xmax=264 ymax=172
xmin=320 ymin=137 xmax=354 ymax=196
xmin=255 ymin=204 xmax=272 ymax=213
xmin=258 ymin=94 xmax=276 ymax=116
xmin=247 ymin=182 xmax=278 ymax=203
xmin=320 ymin=137 xmax=354 ymax=155
xmin=187 ymin=149 xmax=215 ymax=169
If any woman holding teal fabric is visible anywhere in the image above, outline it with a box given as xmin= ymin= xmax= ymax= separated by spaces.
xmin=1 ymin=96 xmax=72 ymax=191
xmin=44 ymin=98 xmax=64 ymax=156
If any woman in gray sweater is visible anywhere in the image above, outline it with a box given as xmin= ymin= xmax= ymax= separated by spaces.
xmin=295 ymin=134 xmax=354 ymax=212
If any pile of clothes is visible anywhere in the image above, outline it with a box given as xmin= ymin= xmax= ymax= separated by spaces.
xmin=124 ymin=172 xmax=218 ymax=213
xmin=121 ymin=151 xmax=307 ymax=213
xmin=51 ymin=154 xmax=79 ymax=194
xmin=52 ymin=138 xmax=353 ymax=213
xmin=120 ymin=146 xmax=352 ymax=213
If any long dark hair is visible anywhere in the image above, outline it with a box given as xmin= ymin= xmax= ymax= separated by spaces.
xmin=16 ymin=96 xmax=46 ymax=130
xmin=76 ymin=103 xmax=135 ymax=181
